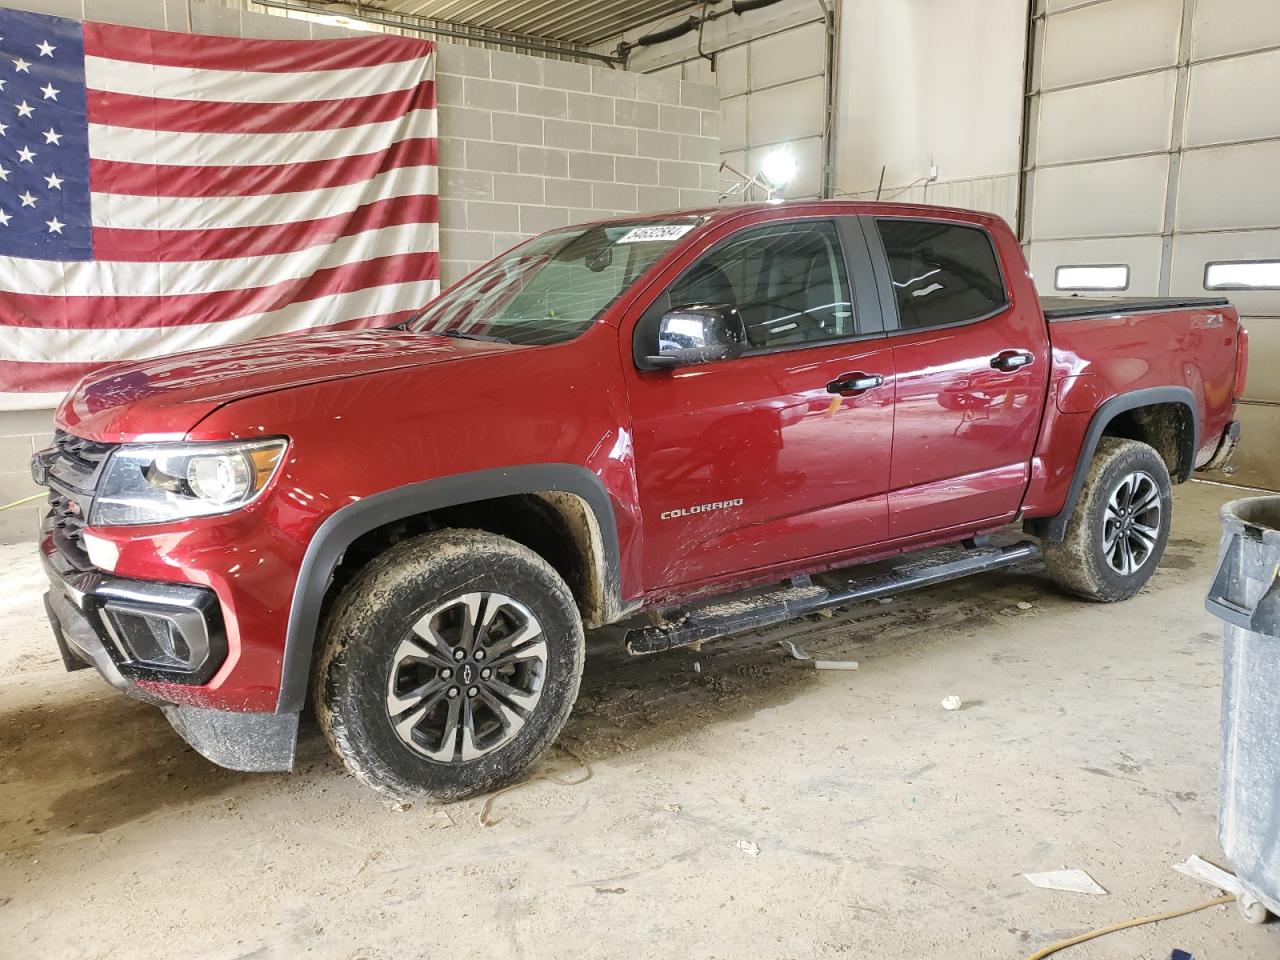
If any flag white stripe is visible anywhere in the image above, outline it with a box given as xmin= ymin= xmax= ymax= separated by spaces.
xmin=5 ymin=279 xmax=441 ymax=363
xmin=88 ymin=108 xmax=437 ymax=168
xmin=84 ymin=55 xmax=432 ymax=103
xmin=3 ymin=391 xmax=68 ymax=411
xmin=90 ymin=164 xmax=438 ymax=230
xmin=0 ymin=222 xmax=440 ymax=297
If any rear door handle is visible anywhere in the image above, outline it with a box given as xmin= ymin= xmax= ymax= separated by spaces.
xmin=826 ymin=372 xmax=885 ymax=397
xmin=990 ymin=349 xmax=1035 ymax=372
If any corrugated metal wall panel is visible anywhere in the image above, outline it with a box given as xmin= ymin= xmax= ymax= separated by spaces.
xmin=386 ymin=0 xmax=692 ymax=46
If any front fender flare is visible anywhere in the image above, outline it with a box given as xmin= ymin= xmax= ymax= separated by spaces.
xmin=275 ymin=464 xmax=622 ymax=713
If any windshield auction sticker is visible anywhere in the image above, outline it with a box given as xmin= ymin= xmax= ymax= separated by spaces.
xmin=616 ymin=224 xmax=696 ymax=244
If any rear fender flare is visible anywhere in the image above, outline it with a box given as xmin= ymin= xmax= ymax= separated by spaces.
xmin=275 ymin=464 xmax=621 ymax=713
xmin=1036 ymin=386 xmax=1198 ymax=542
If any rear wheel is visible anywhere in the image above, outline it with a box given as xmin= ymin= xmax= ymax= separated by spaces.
xmin=315 ymin=529 xmax=585 ymax=802
xmin=1043 ymin=437 xmax=1172 ymax=602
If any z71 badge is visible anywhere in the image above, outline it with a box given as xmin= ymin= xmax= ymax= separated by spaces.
xmin=660 ymin=498 xmax=744 ymax=520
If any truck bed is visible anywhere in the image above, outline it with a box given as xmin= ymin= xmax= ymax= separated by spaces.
xmin=1042 ymin=295 xmax=1230 ymax=322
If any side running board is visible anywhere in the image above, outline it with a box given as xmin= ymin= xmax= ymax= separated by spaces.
xmin=624 ymin=540 xmax=1041 ymax=656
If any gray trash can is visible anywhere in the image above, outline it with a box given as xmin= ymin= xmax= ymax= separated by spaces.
xmin=1205 ymin=496 xmax=1280 ymax=925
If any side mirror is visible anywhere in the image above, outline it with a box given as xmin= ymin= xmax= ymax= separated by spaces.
xmin=645 ymin=304 xmax=748 ymax=369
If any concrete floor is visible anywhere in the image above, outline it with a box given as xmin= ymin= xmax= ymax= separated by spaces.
xmin=1 ymin=480 xmax=1277 ymax=960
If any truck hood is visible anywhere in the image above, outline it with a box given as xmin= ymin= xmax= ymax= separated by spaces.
xmin=57 ymin=329 xmax=515 ymax=441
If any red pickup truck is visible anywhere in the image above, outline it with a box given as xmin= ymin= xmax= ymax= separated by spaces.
xmin=33 ymin=201 xmax=1247 ymax=801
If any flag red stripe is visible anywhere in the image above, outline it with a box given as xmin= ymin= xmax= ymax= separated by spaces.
xmin=83 ymin=22 xmax=431 ymax=72
xmin=89 ymin=137 xmax=437 ymax=197
xmin=91 ymin=194 xmax=439 ymax=261
xmin=86 ymin=81 xmax=436 ymax=134
xmin=0 ymin=253 xmax=438 ymax=329
xmin=0 ymin=312 xmax=415 ymax=394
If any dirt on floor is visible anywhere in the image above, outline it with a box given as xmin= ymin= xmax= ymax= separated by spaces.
xmin=1 ymin=480 xmax=1277 ymax=960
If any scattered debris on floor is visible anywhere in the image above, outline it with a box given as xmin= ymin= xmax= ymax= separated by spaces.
xmin=1017 ymin=601 xmax=1034 ymax=610
xmin=776 ymin=640 xmax=859 ymax=671
xmin=1172 ymin=855 xmax=1242 ymax=895
xmin=1023 ymin=868 xmax=1108 ymax=895
xmin=735 ymin=840 xmax=760 ymax=857
xmin=941 ymin=695 xmax=963 ymax=711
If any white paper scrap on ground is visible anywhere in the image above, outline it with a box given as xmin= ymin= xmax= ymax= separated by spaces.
xmin=1024 ymin=869 xmax=1109 ymax=895
xmin=1172 ymin=855 xmax=1243 ymax=895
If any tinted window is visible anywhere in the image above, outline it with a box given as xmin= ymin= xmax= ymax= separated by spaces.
xmin=877 ymin=219 xmax=1006 ymax=330
xmin=668 ymin=221 xmax=854 ymax=349
xmin=412 ymin=219 xmax=696 ymax=345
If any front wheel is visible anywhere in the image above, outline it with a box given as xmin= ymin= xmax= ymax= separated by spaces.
xmin=1043 ymin=437 xmax=1173 ymax=602
xmin=315 ymin=529 xmax=585 ymax=802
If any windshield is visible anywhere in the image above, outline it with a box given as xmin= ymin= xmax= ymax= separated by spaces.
xmin=409 ymin=218 xmax=701 ymax=345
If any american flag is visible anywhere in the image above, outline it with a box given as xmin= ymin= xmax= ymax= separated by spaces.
xmin=0 ymin=7 xmax=439 ymax=410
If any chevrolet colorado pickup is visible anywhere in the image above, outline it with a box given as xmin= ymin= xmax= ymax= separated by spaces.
xmin=33 ymin=201 xmax=1247 ymax=801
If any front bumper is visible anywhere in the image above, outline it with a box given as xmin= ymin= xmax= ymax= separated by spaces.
xmin=41 ymin=539 xmax=298 ymax=772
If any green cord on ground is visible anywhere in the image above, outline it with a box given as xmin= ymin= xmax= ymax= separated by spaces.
xmin=1026 ymin=894 xmax=1237 ymax=960
xmin=0 ymin=492 xmax=44 ymax=512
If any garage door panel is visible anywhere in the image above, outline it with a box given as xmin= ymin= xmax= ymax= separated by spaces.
xmin=1186 ymin=50 xmax=1280 ymax=148
xmin=1177 ymin=141 xmax=1280 ymax=232
xmin=1169 ymin=228 xmax=1280 ymax=318
xmin=1037 ymin=70 xmax=1175 ymax=164
xmin=1225 ymin=402 xmax=1280 ymax=487
xmin=1041 ymin=0 xmax=1182 ymax=90
xmin=1236 ymin=318 xmax=1280 ymax=403
xmin=1031 ymin=155 xmax=1169 ymax=240
xmin=720 ymin=96 xmax=747 ymax=152
xmin=745 ymin=76 xmax=824 ymax=147
xmin=718 ymin=45 xmax=749 ymax=98
xmin=1191 ymin=0 xmax=1280 ymax=61
xmin=1028 ymin=235 xmax=1164 ymax=296
xmin=749 ymin=22 xmax=826 ymax=91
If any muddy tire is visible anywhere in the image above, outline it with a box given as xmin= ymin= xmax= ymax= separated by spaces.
xmin=1043 ymin=437 xmax=1172 ymax=602
xmin=315 ymin=529 xmax=584 ymax=803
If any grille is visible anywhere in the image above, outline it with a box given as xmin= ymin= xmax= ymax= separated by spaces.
xmin=41 ymin=430 xmax=119 ymax=568
xmin=52 ymin=429 xmax=115 ymax=474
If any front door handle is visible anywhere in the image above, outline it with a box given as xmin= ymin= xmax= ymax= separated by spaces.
xmin=990 ymin=349 xmax=1035 ymax=372
xmin=826 ymin=372 xmax=885 ymax=397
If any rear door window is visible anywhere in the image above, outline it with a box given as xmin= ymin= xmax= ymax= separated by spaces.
xmin=875 ymin=219 xmax=1007 ymax=330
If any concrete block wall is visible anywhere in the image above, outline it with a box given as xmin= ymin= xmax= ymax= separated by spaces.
xmin=0 ymin=1 xmax=721 ymax=542
xmin=0 ymin=411 xmax=53 ymax=544
xmin=434 ymin=46 xmax=721 ymax=286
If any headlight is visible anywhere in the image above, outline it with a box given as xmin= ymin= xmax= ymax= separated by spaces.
xmin=91 ymin=438 xmax=288 ymax=526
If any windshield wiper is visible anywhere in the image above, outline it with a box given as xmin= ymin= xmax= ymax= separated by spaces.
xmin=439 ymin=328 xmax=512 ymax=344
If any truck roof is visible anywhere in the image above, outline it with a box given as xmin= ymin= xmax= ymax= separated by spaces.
xmin=582 ymin=198 xmax=1006 ymax=229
